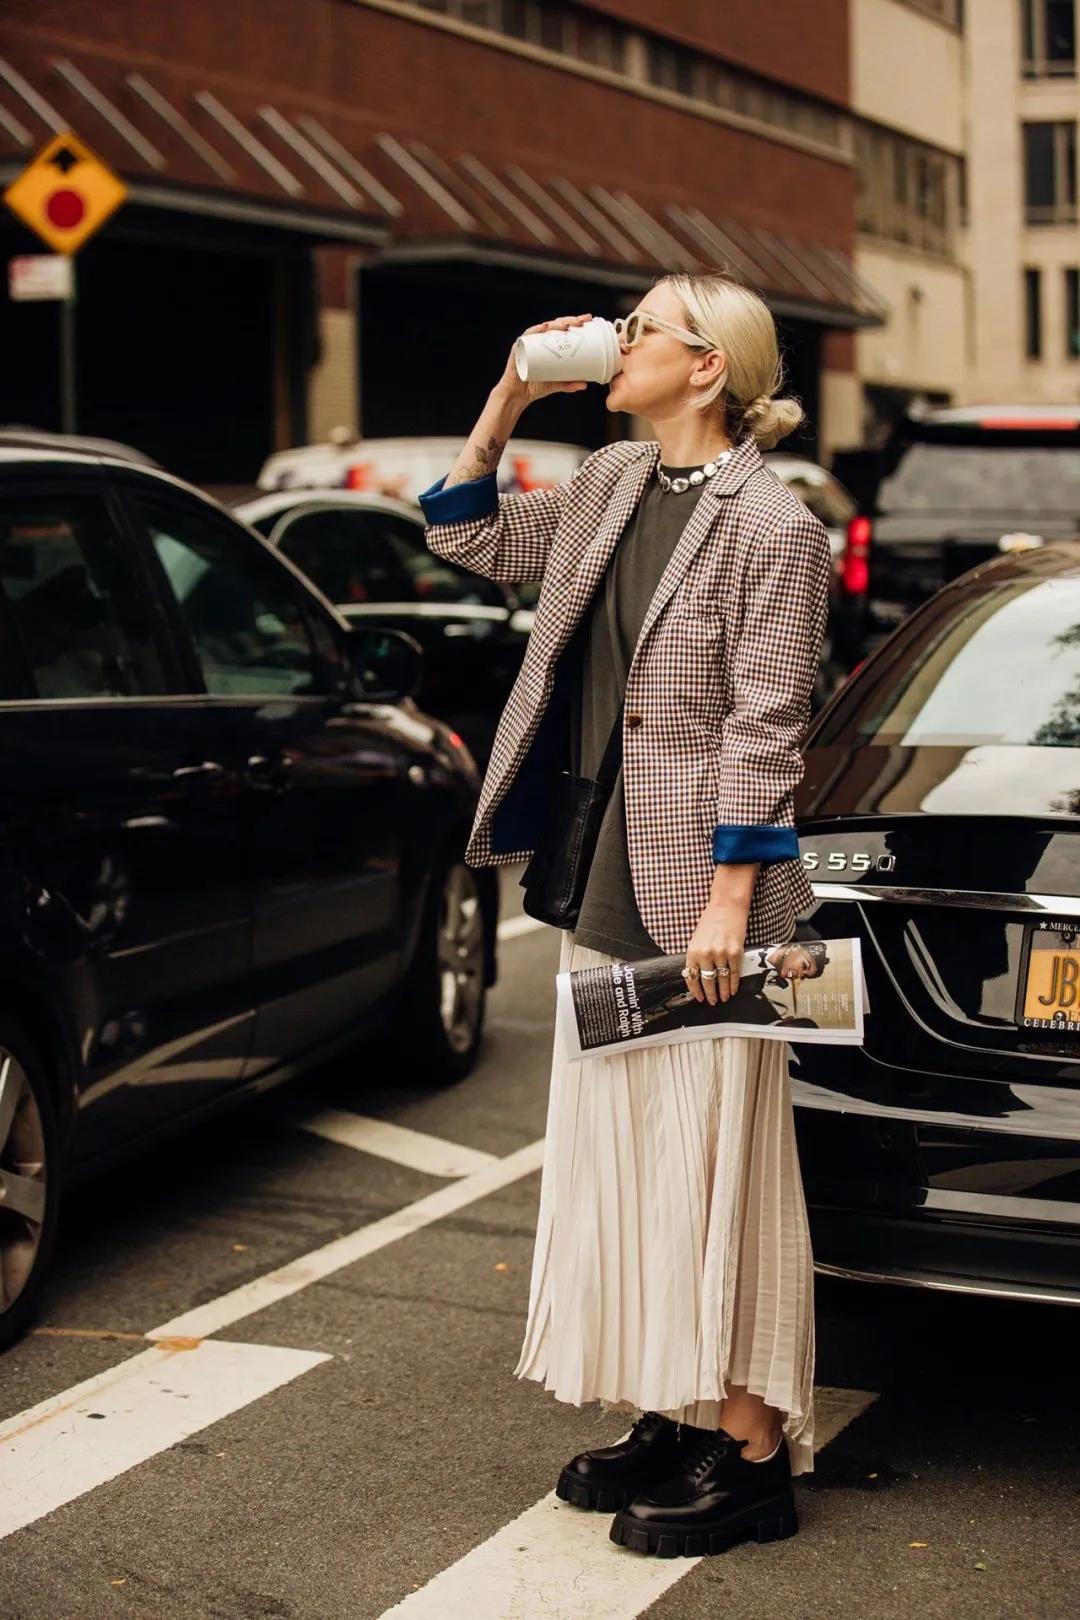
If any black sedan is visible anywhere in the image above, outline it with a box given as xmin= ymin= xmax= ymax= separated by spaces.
xmin=234 ymin=490 xmax=532 ymax=766
xmin=0 ymin=435 xmax=497 ymax=1348
xmin=794 ymin=539 xmax=1080 ymax=1305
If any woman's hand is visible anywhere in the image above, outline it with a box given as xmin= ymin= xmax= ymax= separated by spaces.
xmin=493 ymin=314 xmax=594 ymax=409
xmin=683 ymin=862 xmax=759 ymax=1005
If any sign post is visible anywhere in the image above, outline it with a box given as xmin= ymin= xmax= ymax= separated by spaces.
xmin=3 ymin=131 xmax=128 ymax=436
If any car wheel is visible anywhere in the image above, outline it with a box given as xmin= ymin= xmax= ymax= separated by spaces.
xmin=0 ymin=1015 xmax=59 ymax=1351
xmin=397 ymin=854 xmax=490 ymax=1085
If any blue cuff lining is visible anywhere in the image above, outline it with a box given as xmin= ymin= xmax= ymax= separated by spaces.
xmin=418 ymin=472 xmax=499 ymax=525
xmin=712 ymin=824 xmax=800 ymax=866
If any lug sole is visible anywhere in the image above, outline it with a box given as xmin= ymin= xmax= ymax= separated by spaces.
xmin=609 ymin=1492 xmax=798 ymax=1558
xmin=555 ymin=1469 xmax=636 ymax=1514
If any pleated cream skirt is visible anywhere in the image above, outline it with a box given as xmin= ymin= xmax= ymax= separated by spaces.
xmin=515 ymin=936 xmax=817 ymax=1477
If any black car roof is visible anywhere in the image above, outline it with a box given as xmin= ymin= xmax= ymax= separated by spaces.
xmin=0 ymin=427 xmax=161 ymax=466
xmin=928 ymin=538 xmax=1080 ymax=596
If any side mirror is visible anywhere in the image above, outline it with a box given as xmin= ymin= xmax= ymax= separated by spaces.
xmin=348 ymin=626 xmax=424 ymax=703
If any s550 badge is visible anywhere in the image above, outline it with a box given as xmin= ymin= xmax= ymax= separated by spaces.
xmin=802 ymin=851 xmax=896 ymax=874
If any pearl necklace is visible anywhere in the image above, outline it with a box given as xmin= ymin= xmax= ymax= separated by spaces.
xmin=655 ymin=449 xmax=732 ymax=494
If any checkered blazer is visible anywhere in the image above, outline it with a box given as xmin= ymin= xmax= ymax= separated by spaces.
xmin=422 ymin=435 xmax=830 ymax=951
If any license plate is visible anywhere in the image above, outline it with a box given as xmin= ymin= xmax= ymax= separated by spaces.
xmin=1019 ymin=922 xmax=1080 ymax=1032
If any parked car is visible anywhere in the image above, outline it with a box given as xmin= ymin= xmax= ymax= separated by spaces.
xmin=765 ymin=451 xmax=855 ymax=568
xmin=832 ymin=404 xmax=1080 ymax=674
xmin=235 ymin=490 xmax=532 ymax=766
xmin=0 ymin=432 xmax=498 ymax=1348
xmin=256 ymin=434 xmax=589 ymax=504
xmin=793 ymin=537 xmax=1080 ymax=1305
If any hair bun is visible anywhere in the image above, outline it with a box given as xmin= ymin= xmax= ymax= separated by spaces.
xmin=742 ymin=393 xmax=803 ymax=450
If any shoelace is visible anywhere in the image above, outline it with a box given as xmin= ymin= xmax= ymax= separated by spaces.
xmin=630 ymin=1410 xmax=666 ymax=1441
xmin=681 ymin=1428 xmax=745 ymax=1483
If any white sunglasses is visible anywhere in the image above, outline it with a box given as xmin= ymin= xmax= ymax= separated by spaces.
xmin=613 ymin=309 xmax=713 ymax=350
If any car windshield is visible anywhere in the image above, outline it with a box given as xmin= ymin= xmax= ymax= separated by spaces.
xmin=817 ymin=577 xmax=1080 ymax=748
xmin=879 ymin=443 xmax=1080 ymax=517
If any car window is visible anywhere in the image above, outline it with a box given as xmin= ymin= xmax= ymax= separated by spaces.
xmin=140 ymin=498 xmax=323 ymax=698
xmin=274 ymin=507 xmax=507 ymax=609
xmin=879 ymin=444 xmax=1080 ymax=516
xmin=816 ymin=578 xmax=1080 ymax=749
xmin=0 ymin=490 xmax=167 ymax=700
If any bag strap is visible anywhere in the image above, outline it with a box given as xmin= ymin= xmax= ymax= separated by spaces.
xmin=594 ymin=699 xmax=625 ymax=793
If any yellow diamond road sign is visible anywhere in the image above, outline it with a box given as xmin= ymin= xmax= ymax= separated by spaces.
xmin=3 ymin=131 xmax=127 ymax=256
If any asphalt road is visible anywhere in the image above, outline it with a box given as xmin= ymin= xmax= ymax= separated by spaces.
xmin=1 ymin=869 xmax=1079 ymax=1620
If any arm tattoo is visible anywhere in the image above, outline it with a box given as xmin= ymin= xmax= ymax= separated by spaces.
xmin=445 ymin=435 xmax=505 ymax=489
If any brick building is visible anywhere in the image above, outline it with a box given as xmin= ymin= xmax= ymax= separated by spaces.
xmin=0 ymin=0 xmax=884 ymax=486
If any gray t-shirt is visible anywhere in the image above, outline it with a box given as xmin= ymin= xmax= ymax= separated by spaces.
xmin=570 ymin=468 xmax=710 ymax=961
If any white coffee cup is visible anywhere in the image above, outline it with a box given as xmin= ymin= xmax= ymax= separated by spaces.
xmin=514 ymin=318 xmax=623 ymax=385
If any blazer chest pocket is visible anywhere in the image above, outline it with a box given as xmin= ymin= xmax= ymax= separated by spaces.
xmin=665 ymin=608 xmax=725 ymax=699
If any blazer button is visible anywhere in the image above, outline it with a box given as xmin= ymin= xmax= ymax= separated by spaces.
xmin=625 ymin=712 xmax=643 ymax=729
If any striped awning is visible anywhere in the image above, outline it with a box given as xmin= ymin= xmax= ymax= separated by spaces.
xmin=0 ymin=48 xmax=888 ymax=328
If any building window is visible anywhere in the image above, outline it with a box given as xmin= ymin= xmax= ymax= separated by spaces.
xmin=856 ymin=121 xmax=961 ymax=258
xmin=1021 ymin=0 xmax=1076 ymax=77
xmin=646 ymin=38 xmax=695 ymax=96
xmin=1066 ymin=268 xmax=1080 ymax=357
xmin=1023 ymin=121 xmax=1078 ymax=224
xmin=1025 ymin=267 xmax=1043 ymax=358
xmin=401 ymin=2 xmax=849 ymax=160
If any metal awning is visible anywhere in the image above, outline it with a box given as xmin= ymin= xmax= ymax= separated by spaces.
xmin=0 ymin=51 xmax=393 ymax=244
xmin=372 ymin=140 xmax=888 ymax=327
xmin=0 ymin=49 xmax=889 ymax=326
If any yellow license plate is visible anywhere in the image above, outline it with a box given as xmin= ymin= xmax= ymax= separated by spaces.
xmin=1021 ymin=929 xmax=1080 ymax=1031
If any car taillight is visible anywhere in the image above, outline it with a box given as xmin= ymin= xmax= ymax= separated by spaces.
xmin=842 ymin=516 xmax=872 ymax=596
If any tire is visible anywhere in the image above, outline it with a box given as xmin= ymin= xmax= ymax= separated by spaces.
xmin=0 ymin=1014 xmax=60 ymax=1351
xmin=393 ymin=852 xmax=491 ymax=1086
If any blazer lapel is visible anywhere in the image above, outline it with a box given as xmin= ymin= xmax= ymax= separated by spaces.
xmin=637 ymin=436 xmax=764 ymax=646
xmin=575 ymin=443 xmax=658 ymax=592
xmin=548 ymin=445 xmax=658 ymax=656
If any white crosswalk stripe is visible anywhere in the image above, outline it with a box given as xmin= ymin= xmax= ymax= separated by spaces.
xmin=298 ymin=1108 xmax=498 ymax=1176
xmin=148 ymin=1138 xmax=546 ymax=1342
xmin=497 ymin=914 xmax=546 ymax=941
xmin=0 ymin=1339 xmax=329 ymax=1540
xmin=378 ymin=1387 xmax=879 ymax=1619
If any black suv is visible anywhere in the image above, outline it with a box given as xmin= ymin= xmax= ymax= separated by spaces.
xmin=833 ymin=405 xmax=1080 ymax=672
xmin=0 ymin=433 xmax=497 ymax=1347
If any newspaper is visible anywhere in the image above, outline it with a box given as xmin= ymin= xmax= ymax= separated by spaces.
xmin=557 ymin=939 xmax=865 ymax=1062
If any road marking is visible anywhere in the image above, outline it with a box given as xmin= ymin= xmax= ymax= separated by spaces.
xmin=32 ymin=1327 xmax=147 ymax=1343
xmin=148 ymin=1137 xmax=546 ymax=1342
xmin=299 ymin=1109 xmax=498 ymax=1177
xmin=0 ymin=1338 xmax=329 ymax=1541
xmin=497 ymin=914 xmax=547 ymax=942
xmin=377 ymin=1386 xmax=879 ymax=1619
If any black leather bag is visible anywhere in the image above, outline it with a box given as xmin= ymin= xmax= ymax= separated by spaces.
xmin=520 ymin=704 xmax=623 ymax=930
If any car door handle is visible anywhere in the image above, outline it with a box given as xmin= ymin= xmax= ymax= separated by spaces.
xmin=171 ymin=760 xmax=226 ymax=782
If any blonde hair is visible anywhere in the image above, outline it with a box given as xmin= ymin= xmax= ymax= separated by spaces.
xmin=658 ymin=270 xmax=804 ymax=450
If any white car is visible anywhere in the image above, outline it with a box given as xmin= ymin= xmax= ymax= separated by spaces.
xmin=256 ymin=435 xmax=590 ymax=505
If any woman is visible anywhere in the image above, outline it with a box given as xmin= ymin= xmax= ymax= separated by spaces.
xmin=419 ymin=272 xmax=830 ymax=1558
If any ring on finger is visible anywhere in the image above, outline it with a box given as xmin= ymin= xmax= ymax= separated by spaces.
xmin=699 ymin=967 xmax=719 ymax=981
xmin=717 ymin=965 xmax=731 ymax=978
xmin=682 ymin=964 xmax=700 ymax=981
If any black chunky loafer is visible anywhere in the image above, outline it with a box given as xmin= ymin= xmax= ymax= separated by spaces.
xmin=609 ymin=1426 xmax=797 ymax=1557
xmin=556 ymin=1411 xmax=690 ymax=1513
